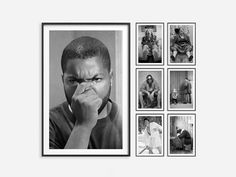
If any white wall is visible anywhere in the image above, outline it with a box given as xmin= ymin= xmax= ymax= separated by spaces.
xmin=0 ymin=0 xmax=235 ymax=177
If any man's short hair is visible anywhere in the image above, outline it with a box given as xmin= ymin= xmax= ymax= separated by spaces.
xmin=61 ymin=36 xmax=111 ymax=73
xmin=144 ymin=118 xmax=150 ymax=122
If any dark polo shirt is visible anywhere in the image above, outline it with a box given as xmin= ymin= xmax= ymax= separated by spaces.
xmin=49 ymin=100 xmax=122 ymax=149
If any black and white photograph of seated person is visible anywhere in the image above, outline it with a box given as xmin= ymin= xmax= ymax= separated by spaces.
xmin=168 ymin=114 xmax=196 ymax=157
xmin=42 ymin=23 xmax=130 ymax=156
xmin=168 ymin=68 xmax=195 ymax=111
xmin=137 ymin=69 xmax=164 ymax=110
xmin=168 ymin=23 xmax=196 ymax=65
xmin=136 ymin=115 xmax=163 ymax=157
xmin=136 ymin=23 xmax=164 ymax=65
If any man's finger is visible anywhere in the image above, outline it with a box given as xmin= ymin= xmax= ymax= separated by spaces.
xmin=81 ymin=93 xmax=99 ymax=102
xmin=91 ymin=97 xmax=102 ymax=110
xmin=73 ymin=83 xmax=93 ymax=97
xmin=78 ymin=88 xmax=97 ymax=100
xmin=72 ymin=89 xmax=98 ymax=104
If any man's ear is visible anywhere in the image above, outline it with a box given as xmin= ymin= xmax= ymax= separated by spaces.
xmin=109 ymin=70 xmax=113 ymax=86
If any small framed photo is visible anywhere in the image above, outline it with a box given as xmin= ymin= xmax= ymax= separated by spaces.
xmin=167 ymin=114 xmax=196 ymax=157
xmin=136 ymin=68 xmax=164 ymax=111
xmin=42 ymin=23 xmax=130 ymax=156
xmin=136 ymin=23 xmax=164 ymax=65
xmin=167 ymin=22 xmax=196 ymax=65
xmin=168 ymin=68 xmax=196 ymax=111
xmin=136 ymin=114 xmax=164 ymax=157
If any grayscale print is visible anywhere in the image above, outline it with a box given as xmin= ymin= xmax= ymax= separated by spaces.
xmin=168 ymin=68 xmax=195 ymax=111
xmin=136 ymin=115 xmax=164 ymax=156
xmin=168 ymin=114 xmax=196 ymax=157
xmin=42 ymin=23 xmax=130 ymax=156
xmin=137 ymin=69 xmax=164 ymax=110
xmin=168 ymin=23 xmax=196 ymax=65
xmin=136 ymin=23 xmax=164 ymax=65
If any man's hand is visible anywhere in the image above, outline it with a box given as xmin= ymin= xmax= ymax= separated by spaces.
xmin=64 ymin=83 xmax=102 ymax=149
xmin=144 ymin=90 xmax=150 ymax=96
xmin=71 ymin=83 xmax=102 ymax=129
xmin=149 ymin=91 xmax=155 ymax=102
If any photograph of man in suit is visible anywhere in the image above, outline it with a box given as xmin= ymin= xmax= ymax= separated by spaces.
xmin=183 ymin=78 xmax=192 ymax=104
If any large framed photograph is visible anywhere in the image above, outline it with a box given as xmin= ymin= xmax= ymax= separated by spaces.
xmin=167 ymin=114 xmax=196 ymax=157
xmin=136 ymin=114 xmax=164 ymax=157
xmin=136 ymin=68 xmax=164 ymax=111
xmin=168 ymin=68 xmax=196 ymax=111
xmin=167 ymin=22 xmax=196 ymax=65
xmin=42 ymin=23 xmax=130 ymax=156
xmin=136 ymin=23 xmax=164 ymax=65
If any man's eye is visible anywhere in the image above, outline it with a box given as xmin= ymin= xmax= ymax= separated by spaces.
xmin=67 ymin=79 xmax=76 ymax=84
xmin=94 ymin=78 xmax=102 ymax=82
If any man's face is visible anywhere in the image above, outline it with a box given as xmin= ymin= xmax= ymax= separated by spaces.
xmin=144 ymin=120 xmax=149 ymax=127
xmin=62 ymin=56 xmax=112 ymax=113
xmin=147 ymin=76 xmax=153 ymax=84
xmin=145 ymin=29 xmax=150 ymax=37
xmin=146 ymin=28 xmax=153 ymax=37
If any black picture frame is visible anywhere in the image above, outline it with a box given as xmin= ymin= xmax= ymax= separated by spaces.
xmin=135 ymin=113 xmax=164 ymax=157
xmin=136 ymin=68 xmax=164 ymax=111
xmin=167 ymin=113 xmax=196 ymax=157
xmin=42 ymin=22 xmax=130 ymax=156
xmin=136 ymin=22 xmax=164 ymax=66
xmin=167 ymin=22 xmax=196 ymax=66
xmin=167 ymin=68 xmax=196 ymax=111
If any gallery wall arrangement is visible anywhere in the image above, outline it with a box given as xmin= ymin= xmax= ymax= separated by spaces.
xmin=42 ymin=22 xmax=196 ymax=157
xmin=135 ymin=22 xmax=196 ymax=157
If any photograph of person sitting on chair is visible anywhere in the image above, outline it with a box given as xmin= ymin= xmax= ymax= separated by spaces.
xmin=137 ymin=23 xmax=163 ymax=64
xmin=168 ymin=115 xmax=195 ymax=156
xmin=138 ymin=73 xmax=162 ymax=109
xmin=168 ymin=23 xmax=195 ymax=64
xmin=137 ymin=116 xmax=163 ymax=156
xmin=141 ymin=26 xmax=160 ymax=62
